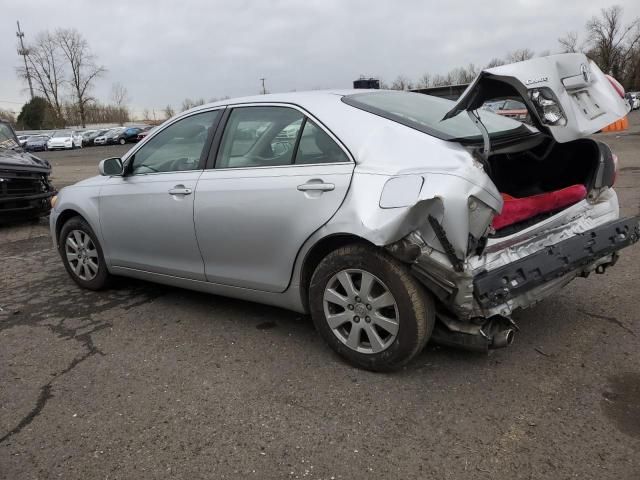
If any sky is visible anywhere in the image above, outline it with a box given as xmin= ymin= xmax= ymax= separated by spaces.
xmin=2 ymin=0 xmax=640 ymax=118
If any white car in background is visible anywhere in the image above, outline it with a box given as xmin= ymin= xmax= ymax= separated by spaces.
xmin=47 ymin=130 xmax=83 ymax=150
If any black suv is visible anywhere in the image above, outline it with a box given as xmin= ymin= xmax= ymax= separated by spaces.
xmin=0 ymin=121 xmax=55 ymax=221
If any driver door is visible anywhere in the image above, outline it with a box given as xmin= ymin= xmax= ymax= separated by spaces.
xmin=99 ymin=109 xmax=221 ymax=279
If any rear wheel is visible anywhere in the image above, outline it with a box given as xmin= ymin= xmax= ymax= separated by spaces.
xmin=309 ymin=244 xmax=435 ymax=371
xmin=119 ymin=138 xmax=126 ymax=145
xmin=59 ymin=216 xmax=112 ymax=290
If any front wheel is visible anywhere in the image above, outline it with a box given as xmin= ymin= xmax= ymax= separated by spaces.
xmin=59 ymin=216 xmax=112 ymax=290
xmin=309 ymin=244 xmax=435 ymax=371
xmin=119 ymin=138 xmax=126 ymax=145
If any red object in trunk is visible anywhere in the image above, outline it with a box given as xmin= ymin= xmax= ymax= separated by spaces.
xmin=492 ymin=184 xmax=588 ymax=231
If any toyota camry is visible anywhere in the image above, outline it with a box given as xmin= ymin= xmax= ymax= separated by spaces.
xmin=50 ymin=53 xmax=639 ymax=370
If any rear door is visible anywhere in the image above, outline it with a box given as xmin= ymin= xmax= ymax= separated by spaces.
xmin=444 ymin=53 xmax=630 ymax=143
xmin=194 ymin=105 xmax=354 ymax=292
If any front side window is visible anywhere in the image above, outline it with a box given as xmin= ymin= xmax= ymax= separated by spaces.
xmin=130 ymin=110 xmax=219 ymax=174
xmin=216 ymin=107 xmax=304 ymax=168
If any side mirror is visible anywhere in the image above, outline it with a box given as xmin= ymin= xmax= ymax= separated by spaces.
xmin=99 ymin=157 xmax=124 ymax=176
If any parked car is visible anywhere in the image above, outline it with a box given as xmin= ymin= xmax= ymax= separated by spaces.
xmin=17 ymin=135 xmax=31 ymax=147
xmin=47 ymin=130 xmax=83 ymax=150
xmin=135 ymin=126 xmax=156 ymax=142
xmin=50 ymin=54 xmax=638 ymax=371
xmin=111 ymin=127 xmax=143 ymax=145
xmin=24 ymin=135 xmax=50 ymax=152
xmin=626 ymin=92 xmax=640 ymax=110
xmin=0 ymin=121 xmax=55 ymax=221
xmin=81 ymin=130 xmax=97 ymax=146
xmin=94 ymin=128 xmax=124 ymax=146
xmin=491 ymin=99 xmax=529 ymax=121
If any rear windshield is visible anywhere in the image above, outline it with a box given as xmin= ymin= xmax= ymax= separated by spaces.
xmin=342 ymin=91 xmax=535 ymax=142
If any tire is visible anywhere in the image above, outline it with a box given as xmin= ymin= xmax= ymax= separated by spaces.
xmin=309 ymin=243 xmax=435 ymax=371
xmin=119 ymin=138 xmax=126 ymax=145
xmin=59 ymin=216 xmax=112 ymax=290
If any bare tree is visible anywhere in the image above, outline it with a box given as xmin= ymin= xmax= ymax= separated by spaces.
xmin=558 ymin=31 xmax=580 ymax=53
xmin=431 ymin=74 xmax=449 ymax=87
xmin=390 ymin=75 xmax=413 ymax=90
xmin=111 ymin=82 xmax=129 ymax=125
xmin=485 ymin=57 xmax=506 ymax=68
xmin=181 ymin=98 xmax=205 ymax=111
xmin=56 ymin=28 xmax=105 ymax=127
xmin=586 ymin=5 xmax=640 ymax=80
xmin=416 ymin=73 xmax=432 ymax=89
xmin=163 ymin=104 xmax=175 ymax=119
xmin=506 ymin=48 xmax=535 ymax=63
xmin=0 ymin=108 xmax=16 ymax=123
xmin=142 ymin=108 xmax=150 ymax=121
xmin=17 ymin=31 xmax=65 ymax=122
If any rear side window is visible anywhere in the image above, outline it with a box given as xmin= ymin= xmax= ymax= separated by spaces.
xmin=343 ymin=90 xmax=532 ymax=141
xmin=294 ymin=120 xmax=349 ymax=165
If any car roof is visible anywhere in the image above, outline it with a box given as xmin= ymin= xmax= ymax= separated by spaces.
xmin=138 ymin=90 xmax=464 ymax=173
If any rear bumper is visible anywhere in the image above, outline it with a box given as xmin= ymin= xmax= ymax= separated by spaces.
xmin=409 ymin=189 xmax=637 ymax=320
xmin=474 ymin=216 xmax=639 ymax=309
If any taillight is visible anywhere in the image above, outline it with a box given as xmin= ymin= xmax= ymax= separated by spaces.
xmin=605 ymin=74 xmax=625 ymax=99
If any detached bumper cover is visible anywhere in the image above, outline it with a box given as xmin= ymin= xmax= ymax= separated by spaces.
xmin=474 ymin=216 xmax=640 ymax=308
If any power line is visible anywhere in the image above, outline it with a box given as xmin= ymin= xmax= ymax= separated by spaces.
xmin=16 ymin=21 xmax=34 ymax=100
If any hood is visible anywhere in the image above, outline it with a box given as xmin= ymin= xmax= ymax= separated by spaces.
xmin=443 ymin=53 xmax=630 ymax=143
xmin=0 ymin=147 xmax=51 ymax=172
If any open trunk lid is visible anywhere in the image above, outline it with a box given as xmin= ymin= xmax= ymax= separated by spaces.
xmin=443 ymin=53 xmax=630 ymax=143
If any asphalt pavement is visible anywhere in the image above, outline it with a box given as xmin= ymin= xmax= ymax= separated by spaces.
xmin=1 ymin=117 xmax=639 ymax=479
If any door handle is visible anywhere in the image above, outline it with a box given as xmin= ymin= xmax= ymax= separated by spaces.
xmin=168 ymin=186 xmax=192 ymax=195
xmin=297 ymin=182 xmax=335 ymax=192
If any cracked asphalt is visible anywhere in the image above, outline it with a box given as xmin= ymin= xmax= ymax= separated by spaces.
xmin=2 ymin=114 xmax=640 ymax=479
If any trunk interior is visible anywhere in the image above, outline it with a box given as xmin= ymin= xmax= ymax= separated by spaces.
xmin=486 ymin=138 xmax=602 ymax=236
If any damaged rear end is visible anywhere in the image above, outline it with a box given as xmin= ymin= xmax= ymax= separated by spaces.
xmin=354 ymin=53 xmax=639 ymax=352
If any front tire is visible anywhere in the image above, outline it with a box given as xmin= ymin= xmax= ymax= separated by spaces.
xmin=59 ymin=216 xmax=112 ymax=290
xmin=119 ymin=138 xmax=126 ymax=145
xmin=309 ymin=244 xmax=435 ymax=371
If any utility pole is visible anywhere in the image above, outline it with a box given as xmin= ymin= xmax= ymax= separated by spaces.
xmin=16 ymin=21 xmax=34 ymax=100
xmin=260 ymin=77 xmax=266 ymax=95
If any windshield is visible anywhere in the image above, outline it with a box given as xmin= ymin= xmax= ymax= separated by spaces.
xmin=29 ymin=136 xmax=48 ymax=141
xmin=342 ymin=91 xmax=536 ymax=142
xmin=52 ymin=131 xmax=72 ymax=138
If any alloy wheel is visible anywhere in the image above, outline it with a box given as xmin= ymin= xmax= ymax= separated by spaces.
xmin=323 ymin=269 xmax=399 ymax=354
xmin=65 ymin=230 xmax=99 ymax=281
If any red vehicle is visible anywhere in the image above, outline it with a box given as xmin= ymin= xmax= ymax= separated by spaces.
xmin=135 ymin=126 xmax=156 ymax=142
xmin=492 ymin=99 xmax=529 ymax=121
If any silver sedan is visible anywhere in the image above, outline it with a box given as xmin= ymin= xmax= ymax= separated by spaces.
xmin=50 ymin=54 xmax=638 ymax=370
